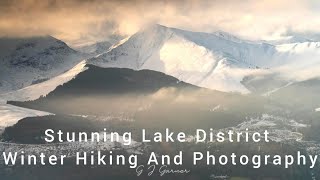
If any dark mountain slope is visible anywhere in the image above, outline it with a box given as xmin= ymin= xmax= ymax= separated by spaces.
xmin=8 ymin=64 xmax=266 ymax=119
xmin=8 ymin=64 xmax=200 ymax=114
xmin=270 ymin=78 xmax=320 ymax=110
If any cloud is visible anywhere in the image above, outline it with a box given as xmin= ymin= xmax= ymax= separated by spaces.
xmin=0 ymin=0 xmax=320 ymax=46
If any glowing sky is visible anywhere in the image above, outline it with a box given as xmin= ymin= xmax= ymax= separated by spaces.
xmin=1 ymin=0 xmax=320 ymax=46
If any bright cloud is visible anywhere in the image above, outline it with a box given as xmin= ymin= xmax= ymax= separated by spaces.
xmin=0 ymin=0 xmax=320 ymax=46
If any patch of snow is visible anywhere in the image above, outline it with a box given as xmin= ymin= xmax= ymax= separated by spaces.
xmin=209 ymin=105 xmax=221 ymax=112
xmin=315 ymin=108 xmax=320 ymax=112
xmin=0 ymin=104 xmax=51 ymax=129
xmin=232 ymin=114 xmax=307 ymax=142
xmin=289 ymin=120 xmax=308 ymax=128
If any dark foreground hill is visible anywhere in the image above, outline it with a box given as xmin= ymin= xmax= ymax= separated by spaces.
xmin=9 ymin=65 xmax=264 ymax=116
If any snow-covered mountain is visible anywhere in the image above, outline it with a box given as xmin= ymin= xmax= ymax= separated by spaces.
xmin=87 ymin=24 xmax=276 ymax=93
xmin=88 ymin=24 xmax=320 ymax=93
xmin=2 ymin=24 xmax=320 ymax=96
xmin=0 ymin=36 xmax=85 ymax=93
xmin=75 ymin=41 xmax=113 ymax=56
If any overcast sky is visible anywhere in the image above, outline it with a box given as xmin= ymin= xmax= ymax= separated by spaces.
xmin=1 ymin=0 xmax=320 ymax=46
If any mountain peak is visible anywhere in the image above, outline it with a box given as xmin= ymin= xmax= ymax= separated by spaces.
xmin=135 ymin=23 xmax=171 ymax=37
xmin=136 ymin=24 xmax=248 ymax=45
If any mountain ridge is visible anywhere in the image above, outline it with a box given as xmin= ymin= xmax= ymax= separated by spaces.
xmin=87 ymin=24 xmax=320 ymax=93
xmin=2 ymin=24 xmax=320 ymax=96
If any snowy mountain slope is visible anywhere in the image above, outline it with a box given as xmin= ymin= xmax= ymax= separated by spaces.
xmin=87 ymin=25 xmax=265 ymax=93
xmin=0 ymin=61 xmax=87 ymax=102
xmin=88 ymin=24 xmax=320 ymax=93
xmin=0 ymin=36 xmax=86 ymax=93
xmin=242 ymin=41 xmax=320 ymax=94
xmin=275 ymin=42 xmax=320 ymax=80
xmin=276 ymin=41 xmax=320 ymax=59
xmin=75 ymin=41 xmax=113 ymax=56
